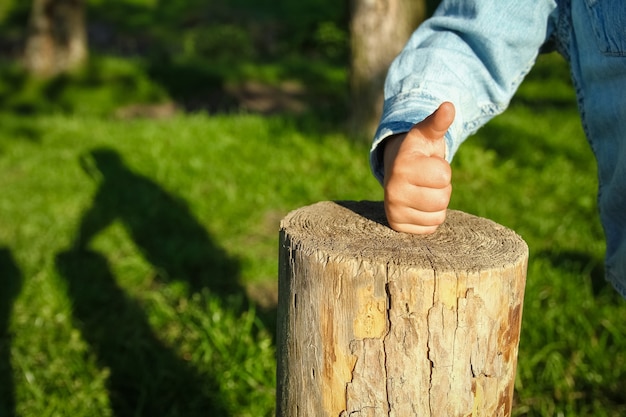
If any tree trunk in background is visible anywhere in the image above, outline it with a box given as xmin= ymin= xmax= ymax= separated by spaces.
xmin=24 ymin=0 xmax=87 ymax=78
xmin=349 ymin=0 xmax=425 ymax=139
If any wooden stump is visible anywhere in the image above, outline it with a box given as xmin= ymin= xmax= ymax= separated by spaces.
xmin=276 ymin=201 xmax=528 ymax=417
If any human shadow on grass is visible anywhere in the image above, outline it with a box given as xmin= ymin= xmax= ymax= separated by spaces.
xmin=0 ymin=247 xmax=21 ymax=417
xmin=74 ymin=147 xmax=240 ymax=295
xmin=56 ymin=250 xmax=230 ymax=417
xmin=55 ymin=147 xmax=245 ymax=416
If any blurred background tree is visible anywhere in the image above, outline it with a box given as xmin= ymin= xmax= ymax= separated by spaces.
xmin=0 ymin=0 xmax=436 ymax=135
xmin=24 ymin=0 xmax=88 ymax=77
xmin=349 ymin=0 xmax=425 ymax=138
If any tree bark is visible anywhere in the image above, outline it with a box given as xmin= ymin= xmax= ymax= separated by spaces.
xmin=349 ymin=0 xmax=425 ymax=138
xmin=277 ymin=201 xmax=528 ymax=416
xmin=24 ymin=0 xmax=88 ymax=77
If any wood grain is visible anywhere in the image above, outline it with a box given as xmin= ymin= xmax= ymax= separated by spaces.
xmin=276 ymin=201 xmax=528 ymax=417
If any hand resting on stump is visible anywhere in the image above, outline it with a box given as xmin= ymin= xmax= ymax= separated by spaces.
xmin=383 ymin=102 xmax=456 ymax=235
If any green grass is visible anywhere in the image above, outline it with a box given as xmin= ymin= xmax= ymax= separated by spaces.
xmin=0 ymin=111 xmax=380 ymax=417
xmin=1 ymin=50 xmax=625 ymax=417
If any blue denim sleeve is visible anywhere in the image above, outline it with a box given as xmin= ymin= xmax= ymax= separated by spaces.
xmin=370 ymin=0 xmax=557 ymax=184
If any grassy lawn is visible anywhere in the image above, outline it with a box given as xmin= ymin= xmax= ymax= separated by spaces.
xmin=0 ymin=33 xmax=625 ymax=417
xmin=0 ymin=109 xmax=381 ymax=416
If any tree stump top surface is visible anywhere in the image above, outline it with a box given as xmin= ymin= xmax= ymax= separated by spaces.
xmin=281 ymin=201 xmax=528 ymax=272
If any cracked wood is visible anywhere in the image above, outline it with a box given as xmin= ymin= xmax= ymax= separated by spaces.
xmin=276 ymin=201 xmax=528 ymax=417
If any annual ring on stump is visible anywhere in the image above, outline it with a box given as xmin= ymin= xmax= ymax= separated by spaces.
xmin=281 ymin=200 xmax=527 ymax=271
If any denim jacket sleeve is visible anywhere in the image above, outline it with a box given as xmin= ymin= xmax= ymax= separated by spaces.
xmin=370 ymin=0 xmax=557 ymax=184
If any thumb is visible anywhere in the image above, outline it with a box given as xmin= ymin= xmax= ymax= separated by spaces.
xmin=408 ymin=102 xmax=455 ymax=158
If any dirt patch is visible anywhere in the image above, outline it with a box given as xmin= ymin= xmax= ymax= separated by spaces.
xmin=114 ymin=80 xmax=309 ymax=118
xmin=114 ymin=101 xmax=179 ymax=119
xmin=225 ymin=80 xmax=308 ymax=114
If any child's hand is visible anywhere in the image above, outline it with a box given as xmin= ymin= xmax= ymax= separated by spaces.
xmin=383 ymin=102 xmax=455 ymax=234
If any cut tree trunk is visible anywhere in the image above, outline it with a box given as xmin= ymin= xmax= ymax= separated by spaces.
xmin=276 ymin=201 xmax=528 ymax=416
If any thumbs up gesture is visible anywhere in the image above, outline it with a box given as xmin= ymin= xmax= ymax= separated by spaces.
xmin=383 ymin=102 xmax=455 ymax=234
